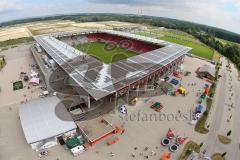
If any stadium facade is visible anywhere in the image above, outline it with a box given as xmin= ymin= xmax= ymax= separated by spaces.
xmin=31 ymin=29 xmax=191 ymax=120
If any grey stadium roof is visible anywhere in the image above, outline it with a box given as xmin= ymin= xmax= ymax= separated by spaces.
xmin=34 ymin=29 xmax=191 ymax=100
xmin=19 ymin=96 xmax=77 ymax=144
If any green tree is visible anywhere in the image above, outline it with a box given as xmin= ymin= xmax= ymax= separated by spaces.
xmin=221 ymin=152 xmax=227 ymax=157
xmin=227 ymin=130 xmax=232 ymax=136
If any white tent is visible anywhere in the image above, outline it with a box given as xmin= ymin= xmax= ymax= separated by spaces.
xmin=19 ymin=96 xmax=77 ymax=150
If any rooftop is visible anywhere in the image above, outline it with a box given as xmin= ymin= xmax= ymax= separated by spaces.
xmin=19 ymin=96 xmax=77 ymax=144
xmin=34 ymin=29 xmax=191 ymax=100
xmin=199 ymin=64 xmax=216 ymax=77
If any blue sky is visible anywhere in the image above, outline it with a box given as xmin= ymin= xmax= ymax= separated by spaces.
xmin=0 ymin=0 xmax=240 ymax=33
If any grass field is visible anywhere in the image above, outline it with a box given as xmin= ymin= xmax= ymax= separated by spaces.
xmin=73 ymin=41 xmax=137 ymax=64
xmin=0 ymin=37 xmax=33 ymax=48
xmin=138 ymin=29 xmax=214 ymax=59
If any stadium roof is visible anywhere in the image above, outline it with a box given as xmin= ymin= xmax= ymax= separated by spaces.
xmin=34 ymin=29 xmax=191 ymax=100
xmin=19 ymin=96 xmax=77 ymax=144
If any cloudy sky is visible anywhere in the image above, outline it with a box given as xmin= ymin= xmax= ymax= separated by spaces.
xmin=0 ymin=0 xmax=240 ymax=33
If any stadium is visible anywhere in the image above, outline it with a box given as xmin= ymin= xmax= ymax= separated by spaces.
xmin=31 ymin=29 xmax=191 ymax=121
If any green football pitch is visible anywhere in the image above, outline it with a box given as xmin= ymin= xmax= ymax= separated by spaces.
xmin=73 ymin=41 xmax=137 ymax=64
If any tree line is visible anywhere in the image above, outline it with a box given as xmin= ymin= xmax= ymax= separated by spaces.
xmin=195 ymin=34 xmax=240 ymax=69
xmin=1 ymin=13 xmax=240 ymax=69
xmin=65 ymin=14 xmax=240 ymax=69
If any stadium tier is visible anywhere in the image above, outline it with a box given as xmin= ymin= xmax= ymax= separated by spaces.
xmin=86 ymin=32 xmax=161 ymax=53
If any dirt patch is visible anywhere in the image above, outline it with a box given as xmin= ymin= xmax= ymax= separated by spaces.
xmin=212 ymin=51 xmax=221 ymax=61
xmin=0 ymin=26 xmax=31 ymax=42
xmin=218 ymin=135 xmax=231 ymax=144
xmin=211 ymin=153 xmax=225 ymax=160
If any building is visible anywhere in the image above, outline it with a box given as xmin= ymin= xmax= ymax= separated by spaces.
xmin=30 ymin=29 xmax=191 ymax=121
xmin=18 ymin=29 xmax=193 ymax=149
xmin=197 ymin=64 xmax=216 ymax=81
xmin=19 ymin=96 xmax=77 ymax=150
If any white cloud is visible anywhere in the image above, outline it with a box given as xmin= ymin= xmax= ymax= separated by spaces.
xmin=90 ymin=0 xmax=240 ymax=33
xmin=0 ymin=0 xmax=22 ymax=12
xmin=0 ymin=0 xmax=239 ymax=34
xmin=83 ymin=0 xmax=240 ymax=33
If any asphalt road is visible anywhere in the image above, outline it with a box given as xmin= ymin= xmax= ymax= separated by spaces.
xmin=227 ymin=62 xmax=240 ymax=160
xmin=203 ymin=57 xmax=227 ymax=156
xmin=203 ymin=57 xmax=240 ymax=159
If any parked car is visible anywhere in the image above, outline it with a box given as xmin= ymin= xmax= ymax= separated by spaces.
xmin=170 ymin=78 xmax=179 ymax=85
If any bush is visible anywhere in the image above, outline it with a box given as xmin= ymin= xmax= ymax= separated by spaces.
xmin=0 ymin=57 xmax=6 ymax=71
xmin=203 ymin=110 xmax=209 ymax=116
xmin=186 ymin=149 xmax=193 ymax=156
xmin=195 ymin=98 xmax=212 ymax=134
xmin=179 ymin=141 xmax=200 ymax=160
xmin=209 ymin=92 xmax=214 ymax=97
xmin=227 ymin=130 xmax=232 ymax=136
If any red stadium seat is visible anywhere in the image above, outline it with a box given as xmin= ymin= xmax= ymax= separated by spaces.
xmin=86 ymin=33 xmax=161 ymax=54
